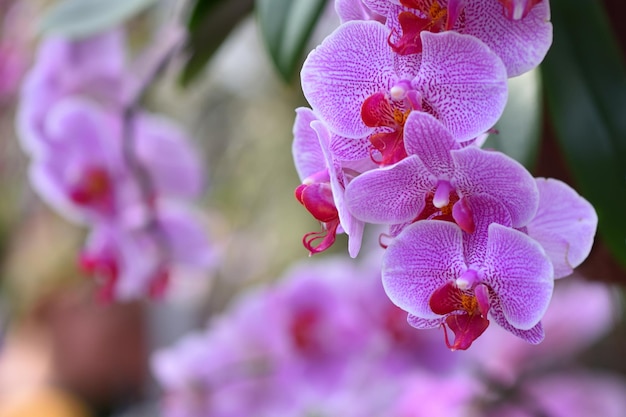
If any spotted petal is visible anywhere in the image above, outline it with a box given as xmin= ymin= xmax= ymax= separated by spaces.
xmin=452 ymin=146 xmax=538 ymax=228
xmin=345 ymin=155 xmax=434 ymax=224
xmin=482 ymin=223 xmax=553 ymax=330
xmin=383 ymin=220 xmax=466 ymax=319
xmin=292 ymin=107 xmax=326 ymax=181
xmin=463 ymin=0 xmax=552 ymax=77
xmin=526 ymin=178 xmax=597 ymax=279
xmin=301 ymin=21 xmax=397 ymax=138
xmin=413 ymin=31 xmax=508 ymax=142
xmin=403 ymin=111 xmax=458 ymax=178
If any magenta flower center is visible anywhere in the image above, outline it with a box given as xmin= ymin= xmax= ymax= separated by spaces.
xmin=69 ymin=166 xmax=112 ymax=206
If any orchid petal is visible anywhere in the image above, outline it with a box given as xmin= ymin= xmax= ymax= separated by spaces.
xmin=134 ymin=112 xmax=204 ymax=200
xmin=464 ymin=0 xmax=552 ymax=77
xmin=490 ymin=296 xmax=545 ymax=344
xmin=526 ymin=178 xmax=597 ymax=279
xmin=312 ymin=120 xmax=365 ymax=258
xmin=345 ymin=155 xmax=434 ymax=224
xmin=413 ymin=31 xmax=508 ymax=142
xmin=301 ymin=21 xmax=397 ymax=138
xmin=403 ymin=111 xmax=458 ymax=177
xmin=482 ymin=223 xmax=553 ymax=330
xmin=292 ymin=107 xmax=326 ymax=181
xmin=383 ymin=220 xmax=466 ymax=319
xmin=407 ymin=314 xmax=443 ymax=329
xmin=452 ymin=146 xmax=538 ymax=227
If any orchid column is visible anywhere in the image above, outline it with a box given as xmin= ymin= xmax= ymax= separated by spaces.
xmin=292 ymin=0 xmax=597 ymax=350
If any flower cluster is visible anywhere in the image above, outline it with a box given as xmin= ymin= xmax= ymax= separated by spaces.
xmin=153 ymin=254 xmax=621 ymax=417
xmin=293 ymin=0 xmax=597 ymax=349
xmin=17 ymin=30 xmax=214 ymax=301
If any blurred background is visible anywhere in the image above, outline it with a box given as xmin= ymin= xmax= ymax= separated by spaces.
xmin=0 ymin=0 xmax=625 ymax=416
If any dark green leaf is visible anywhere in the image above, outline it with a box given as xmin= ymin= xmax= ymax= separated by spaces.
xmin=188 ymin=0 xmax=225 ymax=30
xmin=488 ymin=68 xmax=542 ymax=169
xmin=40 ymin=0 xmax=158 ymax=39
xmin=181 ymin=0 xmax=254 ymax=86
xmin=256 ymin=0 xmax=327 ymax=82
xmin=542 ymin=0 xmax=626 ymax=268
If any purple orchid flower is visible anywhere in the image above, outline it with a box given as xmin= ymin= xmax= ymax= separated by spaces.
xmin=292 ymin=108 xmax=370 ymax=257
xmin=17 ymin=30 xmax=126 ymax=156
xmin=80 ymin=202 xmax=214 ymax=301
xmin=382 ymin=217 xmax=554 ymax=350
xmin=301 ymin=20 xmax=507 ymax=165
xmin=28 ymin=98 xmax=205 ymax=225
xmin=524 ymin=178 xmax=598 ymax=279
xmin=363 ymin=0 xmax=552 ymax=77
xmin=345 ymin=111 xmax=538 ymax=234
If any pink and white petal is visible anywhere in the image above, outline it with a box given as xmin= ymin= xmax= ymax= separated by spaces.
xmin=361 ymin=0 xmax=393 ymax=16
xmin=345 ymin=155 xmax=434 ymax=224
xmin=313 ymin=120 xmax=365 ymax=258
xmin=526 ymin=178 xmax=597 ymax=279
xmin=292 ymin=107 xmax=326 ymax=180
xmin=462 ymin=193 xmax=512 ymax=265
xmin=383 ymin=220 xmax=466 ymax=318
xmin=483 ymin=223 xmax=554 ymax=330
xmin=407 ymin=314 xmax=444 ymax=329
xmin=403 ymin=111 xmax=458 ymax=177
xmin=464 ymin=0 xmax=552 ymax=77
xmin=336 ymin=0 xmax=384 ymax=22
xmin=490 ymin=297 xmax=545 ymax=344
xmin=330 ymin=134 xmax=371 ymax=161
xmin=452 ymin=147 xmax=538 ymax=227
xmin=414 ymin=31 xmax=508 ymax=142
xmin=301 ymin=21 xmax=397 ymax=138
xmin=134 ymin=112 xmax=205 ymax=200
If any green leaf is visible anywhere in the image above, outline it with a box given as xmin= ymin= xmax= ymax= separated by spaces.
xmin=542 ymin=0 xmax=626 ymax=268
xmin=487 ymin=68 xmax=542 ymax=169
xmin=180 ymin=0 xmax=254 ymax=86
xmin=40 ymin=0 xmax=158 ymax=39
xmin=188 ymin=0 xmax=225 ymax=30
xmin=256 ymin=0 xmax=327 ymax=82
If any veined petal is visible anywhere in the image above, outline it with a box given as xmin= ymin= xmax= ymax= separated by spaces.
xmin=301 ymin=21 xmax=397 ymax=138
xmin=330 ymin=134 xmax=372 ymax=161
xmin=490 ymin=296 xmax=545 ymax=344
xmin=336 ymin=0 xmax=385 ymax=23
xmin=403 ymin=111 xmax=458 ymax=178
xmin=452 ymin=146 xmax=538 ymax=227
xmin=293 ymin=107 xmax=326 ymax=181
xmin=464 ymin=0 xmax=552 ymax=77
xmin=526 ymin=178 xmax=597 ymax=279
xmin=413 ymin=31 xmax=508 ymax=142
xmin=345 ymin=155 xmax=434 ymax=224
xmin=383 ymin=220 xmax=466 ymax=318
xmin=482 ymin=223 xmax=554 ymax=330
xmin=462 ymin=193 xmax=512 ymax=265
xmin=407 ymin=314 xmax=443 ymax=329
xmin=361 ymin=0 xmax=393 ymax=16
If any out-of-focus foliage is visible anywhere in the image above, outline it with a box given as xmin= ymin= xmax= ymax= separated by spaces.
xmin=39 ymin=0 xmax=158 ymax=39
xmin=542 ymin=0 xmax=626 ymax=270
xmin=256 ymin=0 xmax=327 ymax=82
xmin=487 ymin=68 xmax=542 ymax=170
xmin=180 ymin=0 xmax=254 ymax=86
